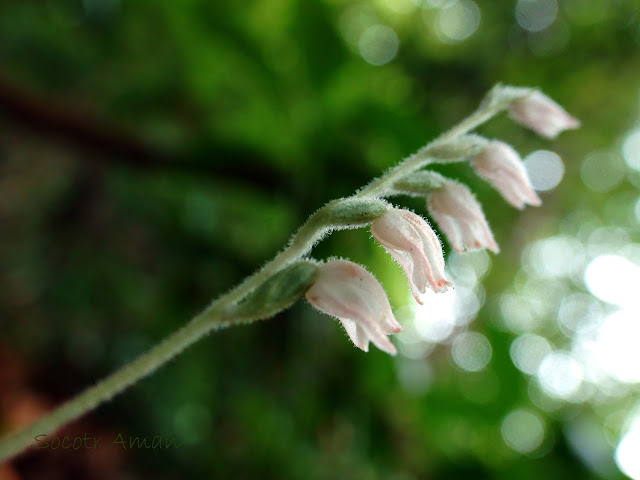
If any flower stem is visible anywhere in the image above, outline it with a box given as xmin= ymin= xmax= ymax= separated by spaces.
xmin=0 ymin=309 xmax=216 ymax=460
xmin=0 ymin=85 xmax=517 ymax=462
xmin=358 ymin=103 xmax=504 ymax=197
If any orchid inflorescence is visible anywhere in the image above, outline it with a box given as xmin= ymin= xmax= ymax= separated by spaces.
xmin=0 ymin=84 xmax=580 ymax=461
xmin=281 ymin=86 xmax=579 ymax=355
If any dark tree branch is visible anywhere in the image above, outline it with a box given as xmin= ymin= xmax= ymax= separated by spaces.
xmin=0 ymin=73 xmax=290 ymax=193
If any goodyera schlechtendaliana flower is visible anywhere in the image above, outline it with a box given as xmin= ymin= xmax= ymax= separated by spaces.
xmin=371 ymin=208 xmax=451 ymax=304
xmin=305 ymin=259 xmax=402 ymax=355
xmin=471 ymin=141 xmax=541 ymax=210
xmin=0 ymin=86 xmax=584 ymax=464
xmin=509 ymin=91 xmax=581 ymax=139
xmin=428 ymin=181 xmax=499 ymax=254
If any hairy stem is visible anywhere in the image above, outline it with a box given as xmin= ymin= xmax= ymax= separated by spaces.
xmin=0 ymin=85 xmax=518 ymax=462
xmin=0 ymin=312 xmax=219 ymax=460
xmin=358 ymin=103 xmax=503 ymax=197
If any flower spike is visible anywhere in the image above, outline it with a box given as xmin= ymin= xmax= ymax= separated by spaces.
xmin=305 ymin=260 xmax=401 ymax=355
xmin=509 ymin=91 xmax=580 ymax=139
xmin=427 ymin=181 xmax=499 ymax=254
xmin=471 ymin=141 xmax=541 ymax=210
xmin=371 ymin=208 xmax=451 ymax=304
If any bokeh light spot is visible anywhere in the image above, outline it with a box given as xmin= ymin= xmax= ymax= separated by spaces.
xmin=447 ymin=250 xmax=491 ymax=288
xmin=431 ymin=0 xmax=451 ymax=6
xmin=616 ymin=418 xmax=640 ymax=480
xmin=414 ymin=290 xmax=457 ymax=342
xmin=515 ymin=0 xmax=558 ymax=32
xmin=501 ymin=409 xmax=545 ymax=453
xmin=499 ymin=294 xmax=540 ymax=333
xmin=587 ymin=227 xmax=631 ymax=257
xmin=451 ymin=331 xmax=492 ymax=372
xmin=510 ymin=334 xmax=552 ymax=375
xmin=525 ymin=235 xmax=584 ymax=278
xmin=557 ymin=293 xmax=602 ymax=336
xmin=383 ymin=0 xmax=418 ymax=15
xmin=339 ymin=6 xmax=378 ymax=47
xmin=527 ymin=18 xmax=569 ymax=57
xmin=623 ymin=129 xmax=640 ymax=171
xmin=592 ymin=310 xmax=640 ymax=383
xmin=437 ymin=0 xmax=481 ymax=43
xmin=359 ymin=25 xmax=399 ymax=66
xmin=584 ymin=255 xmax=640 ymax=307
xmin=537 ymin=351 xmax=584 ymax=400
xmin=396 ymin=358 xmax=434 ymax=394
xmin=524 ymin=150 xmax=564 ymax=191
xmin=581 ymin=151 xmax=625 ymax=192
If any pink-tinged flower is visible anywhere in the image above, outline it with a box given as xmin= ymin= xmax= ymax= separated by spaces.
xmin=371 ymin=208 xmax=451 ymax=304
xmin=509 ymin=91 xmax=580 ymax=139
xmin=305 ymin=260 xmax=402 ymax=355
xmin=427 ymin=181 xmax=499 ymax=253
xmin=471 ymin=141 xmax=541 ymax=210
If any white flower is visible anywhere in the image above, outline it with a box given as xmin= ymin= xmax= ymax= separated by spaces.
xmin=427 ymin=181 xmax=499 ymax=253
xmin=305 ymin=260 xmax=401 ymax=355
xmin=509 ymin=91 xmax=580 ymax=139
xmin=371 ymin=208 xmax=451 ymax=304
xmin=471 ymin=141 xmax=541 ymax=210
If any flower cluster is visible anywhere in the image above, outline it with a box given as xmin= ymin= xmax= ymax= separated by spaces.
xmin=302 ymin=89 xmax=578 ymax=355
xmin=0 ymin=86 xmax=585 ymax=464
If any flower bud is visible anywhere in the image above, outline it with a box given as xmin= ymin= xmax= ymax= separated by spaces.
xmin=427 ymin=181 xmax=499 ymax=253
xmin=509 ymin=91 xmax=580 ymax=139
xmin=371 ymin=208 xmax=451 ymax=304
xmin=230 ymin=261 xmax=319 ymax=320
xmin=392 ymin=171 xmax=448 ymax=196
xmin=318 ymin=198 xmax=388 ymax=229
xmin=305 ymin=260 xmax=401 ymax=355
xmin=478 ymin=84 xmax=532 ymax=110
xmin=427 ymin=134 xmax=489 ymax=163
xmin=471 ymin=141 xmax=541 ymax=210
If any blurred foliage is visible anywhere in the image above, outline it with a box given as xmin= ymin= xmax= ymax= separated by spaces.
xmin=1 ymin=0 xmax=640 ymax=478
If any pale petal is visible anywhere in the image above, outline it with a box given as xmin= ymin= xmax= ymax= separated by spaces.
xmin=384 ymin=247 xmax=424 ymax=304
xmin=472 ymin=141 xmax=541 ymax=210
xmin=305 ymin=260 xmax=399 ymax=355
xmin=428 ymin=182 xmax=499 ymax=253
xmin=340 ymin=319 xmax=369 ymax=352
xmin=509 ymin=91 xmax=580 ymax=139
xmin=401 ymin=211 xmax=452 ymax=291
xmin=371 ymin=209 xmax=451 ymax=302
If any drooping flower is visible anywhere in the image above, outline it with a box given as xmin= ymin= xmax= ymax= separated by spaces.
xmin=471 ymin=141 xmax=541 ymax=210
xmin=371 ymin=208 xmax=451 ymax=304
xmin=427 ymin=181 xmax=499 ymax=253
xmin=305 ymin=259 xmax=402 ymax=355
xmin=509 ymin=91 xmax=580 ymax=139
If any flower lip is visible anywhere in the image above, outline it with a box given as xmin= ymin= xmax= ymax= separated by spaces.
xmin=305 ymin=259 xmax=401 ymax=355
xmin=371 ymin=208 xmax=451 ymax=304
xmin=471 ymin=141 xmax=541 ymax=210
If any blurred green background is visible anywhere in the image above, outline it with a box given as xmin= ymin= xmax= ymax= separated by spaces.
xmin=1 ymin=0 xmax=640 ymax=478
